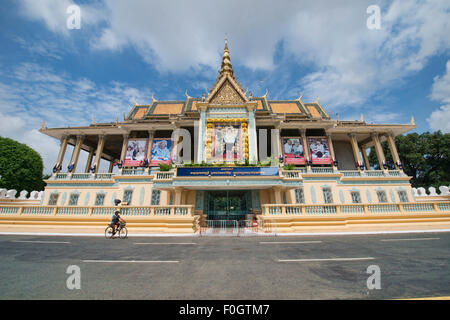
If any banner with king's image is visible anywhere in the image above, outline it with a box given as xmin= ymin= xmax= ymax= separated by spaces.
xmin=211 ymin=124 xmax=243 ymax=161
xmin=123 ymin=138 xmax=148 ymax=166
xmin=307 ymin=136 xmax=332 ymax=164
xmin=150 ymin=138 xmax=172 ymax=166
xmin=281 ymin=137 xmax=305 ymax=164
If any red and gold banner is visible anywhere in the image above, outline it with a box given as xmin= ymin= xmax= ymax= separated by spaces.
xmin=307 ymin=136 xmax=332 ymax=164
xmin=281 ymin=137 xmax=305 ymax=164
xmin=123 ymin=138 xmax=148 ymax=166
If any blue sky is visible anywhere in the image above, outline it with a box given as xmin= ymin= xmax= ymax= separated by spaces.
xmin=0 ymin=0 xmax=449 ymax=174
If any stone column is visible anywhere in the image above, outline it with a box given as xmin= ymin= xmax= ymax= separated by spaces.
xmin=108 ymin=161 xmax=114 ymax=173
xmin=271 ymin=124 xmax=282 ymax=160
xmin=118 ymin=133 xmax=129 ymax=174
xmin=93 ymin=135 xmax=106 ymax=173
xmin=55 ymin=135 xmax=68 ymax=172
xmin=174 ymin=187 xmax=183 ymax=205
xmin=84 ymin=148 xmax=95 ymax=173
xmin=69 ymin=135 xmax=85 ymax=173
xmin=386 ymin=133 xmax=401 ymax=171
xmin=247 ymin=104 xmax=258 ymax=163
xmin=146 ymin=130 xmax=154 ymax=174
xmin=371 ymin=133 xmax=386 ymax=171
xmin=348 ymin=133 xmax=363 ymax=171
xmin=273 ymin=186 xmax=282 ymax=204
xmin=326 ymin=132 xmax=337 ymax=171
xmin=119 ymin=133 xmax=129 ymax=163
xmin=197 ymin=105 xmax=207 ymax=163
xmin=300 ymin=129 xmax=311 ymax=171
xmin=361 ymin=147 xmax=371 ymax=170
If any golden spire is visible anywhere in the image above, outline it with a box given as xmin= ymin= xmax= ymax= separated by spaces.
xmin=218 ymin=36 xmax=234 ymax=79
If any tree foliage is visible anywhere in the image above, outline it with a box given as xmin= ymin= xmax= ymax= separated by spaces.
xmin=368 ymin=131 xmax=450 ymax=188
xmin=0 ymin=136 xmax=45 ymax=192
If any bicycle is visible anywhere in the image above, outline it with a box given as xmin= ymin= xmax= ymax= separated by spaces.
xmin=105 ymin=220 xmax=128 ymax=239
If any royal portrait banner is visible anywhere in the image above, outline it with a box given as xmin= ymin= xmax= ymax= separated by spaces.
xmin=281 ymin=137 xmax=305 ymax=164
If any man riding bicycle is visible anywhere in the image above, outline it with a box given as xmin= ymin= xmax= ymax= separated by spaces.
xmin=110 ymin=210 xmax=125 ymax=236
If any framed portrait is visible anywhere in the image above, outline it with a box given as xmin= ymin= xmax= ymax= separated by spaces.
xmin=307 ymin=136 xmax=332 ymax=164
xmin=281 ymin=137 xmax=305 ymax=164
xmin=150 ymin=138 xmax=172 ymax=166
xmin=123 ymin=138 xmax=148 ymax=166
xmin=211 ymin=124 xmax=243 ymax=161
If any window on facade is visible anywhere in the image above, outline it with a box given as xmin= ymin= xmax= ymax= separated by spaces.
xmin=322 ymin=188 xmax=333 ymax=204
xmin=151 ymin=190 xmax=161 ymax=205
xmin=295 ymin=188 xmax=305 ymax=204
xmin=351 ymin=191 xmax=361 ymax=204
xmin=377 ymin=191 xmax=388 ymax=203
xmin=48 ymin=193 xmax=59 ymax=205
xmin=68 ymin=194 xmax=79 ymax=206
xmin=95 ymin=194 xmax=105 ymax=206
xmin=123 ymin=190 xmax=133 ymax=204
xmin=398 ymin=190 xmax=408 ymax=202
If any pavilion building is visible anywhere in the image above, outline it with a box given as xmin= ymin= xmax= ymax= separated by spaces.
xmin=32 ymin=39 xmax=443 ymax=233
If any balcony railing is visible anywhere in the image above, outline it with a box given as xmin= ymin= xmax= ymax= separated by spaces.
xmin=51 ymin=172 xmax=115 ymax=181
xmin=0 ymin=205 xmax=195 ymax=217
xmin=310 ymin=167 xmax=335 ymax=174
xmin=262 ymin=202 xmax=450 ymax=216
xmin=121 ymin=168 xmax=147 ymax=175
xmin=49 ymin=168 xmax=407 ymax=181
xmin=154 ymin=171 xmax=175 ymax=181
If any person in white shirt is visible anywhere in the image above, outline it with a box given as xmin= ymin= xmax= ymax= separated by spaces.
xmin=153 ymin=140 xmax=170 ymax=160
xmin=284 ymin=139 xmax=294 ymax=154
xmin=293 ymin=141 xmax=303 ymax=156
xmin=224 ymin=127 xmax=237 ymax=160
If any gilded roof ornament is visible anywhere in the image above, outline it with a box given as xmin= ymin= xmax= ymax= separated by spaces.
xmin=206 ymin=38 xmax=248 ymax=104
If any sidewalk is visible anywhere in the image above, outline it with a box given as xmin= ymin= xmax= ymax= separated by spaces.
xmin=1 ymin=221 xmax=450 ymax=237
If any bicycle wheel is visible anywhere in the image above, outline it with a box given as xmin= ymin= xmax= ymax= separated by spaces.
xmin=119 ymin=226 xmax=128 ymax=239
xmin=105 ymin=226 xmax=114 ymax=239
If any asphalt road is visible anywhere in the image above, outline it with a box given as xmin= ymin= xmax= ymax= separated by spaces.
xmin=0 ymin=232 xmax=449 ymax=299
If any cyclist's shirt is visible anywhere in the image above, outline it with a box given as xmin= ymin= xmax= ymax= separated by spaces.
xmin=111 ymin=214 xmax=120 ymax=224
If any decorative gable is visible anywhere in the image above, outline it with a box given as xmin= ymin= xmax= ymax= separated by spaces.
xmin=209 ymin=79 xmax=246 ymax=105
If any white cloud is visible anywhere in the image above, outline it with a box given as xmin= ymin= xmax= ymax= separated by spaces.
xmin=427 ymin=60 xmax=450 ymax=133
xmin=0 ymin=62 xmax=152 ymax=174
xmin=19 ymin=0 xmax=102 ymax=35
xmin=430 ymin=61 xmax=450 ymax=104
xmin=427 ymin=105 xmax=450 ymax=133
xmin=18 ymin=0 xmax=450 ymax=110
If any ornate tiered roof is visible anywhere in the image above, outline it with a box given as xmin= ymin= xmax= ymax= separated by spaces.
xmin=126 ymin=39 xmax=330 ymax=120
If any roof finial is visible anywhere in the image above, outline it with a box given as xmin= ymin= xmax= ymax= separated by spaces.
xmin=410 ymin=115 xmax=415 ymax=125
xmin=185 ymin=89 xmax=191 ymax=99
xmin=263 ymin=89 xmax=269 ymax=98
xmin=298 ymin=92 xmax=303 ymax=101
xmin=218 ymin=35 xmax=234 ymax=79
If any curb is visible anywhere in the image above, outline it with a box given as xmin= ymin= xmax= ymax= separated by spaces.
xmin=1 ymin=228 xmax=450 ymax=237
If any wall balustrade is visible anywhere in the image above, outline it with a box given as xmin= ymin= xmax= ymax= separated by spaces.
xmin=261 ymin=201 xmax=450 ymax=216
xmin=0 ymin=205 xmax=194 ymax=217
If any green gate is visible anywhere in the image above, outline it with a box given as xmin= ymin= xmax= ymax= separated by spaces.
xmin=204 ymin=190 xmax=250 ymax=221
